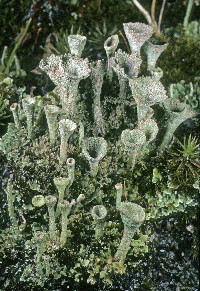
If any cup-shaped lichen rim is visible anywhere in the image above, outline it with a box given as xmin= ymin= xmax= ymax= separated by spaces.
xmin=139 ymin=119 xmax=158 ymax=142
xmin=110 ymin=49 xmax=142 ymax=79
xmin=45 ymin=195 xmax=57 ymax=205
xmin=44 ymin=104 xmax=60 ymax=115
xmin=68 ymin=34 xmax=87 ymax=55
xmin=67 ymin=157 xmax=75 ymax=167
xmin=121 ymin=129 xmax=146 ymax=148
xmin=123 ymin=22 xmax=153 ymax=39
xmin=59 ymin=119 xmax=77 ymax=137
xmin=32 ymin=195 xmax=46 ymax=207
xmin=104 ymin=35 xmax=119 ymax=54
xmin=59 ymin=199 xmax=70 ymax=209
xmin=68 ymin=34 xmax=87 ymax=43
xmin=92 ymin=205 xmax=107 ymax=220
xmin=115 ymin=183 xmax=123 ymax=190
xmin=53 ymin=177 xmax=69 ymax=187
xmin=129 ymin=76 xmax=168 ymax=107
xmin=10 ymin=103 xmax=18 ymax=111
xmin=119 ymin=202 xmax=145 ymax=224
xmin=144 ymin=38 xmax=168 ymax=52
xmin=165 ymin=101 xmax=189 ymax=113
xmin=82 ymin=137 xmax=107 ymax=162
xmin=22 ymin=97 xmax=36 ymax=107
xmin=34 ymin=231 xmax=45 ymax=241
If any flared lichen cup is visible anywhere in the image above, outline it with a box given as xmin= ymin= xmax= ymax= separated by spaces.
xmin=68 ymin=34 xmax=87 ymax=57
xmin=129 ymin=76 xmax=167 ymax=123
xmin=32 ymin=195 xmax=45 ymax=207
xmin=82 ymin=137 xmax=107 ymax=177
xmin=138 ymin=119 xmax=158 ymax=144
xmin=115 ymin=202 xmax=145 ymax=262
xmin=121 ymin=128 xmax=146 ymax=170
xmin=123 ymin=22 xmax=153 ymax=55
xmin=129 ymin=76 xmax=167 ymax=107
xmin=104 ymin=35 xmax=119 ymax=58
xmin=91 ymin=205 xmax=107 ymax=239
xmin=143 ymin=38 xmax=168 ymax=70
xmin=110 ymin=49 xmax=142 ymax=79
xmin=159 ymin=101 xmax=196 ymax=152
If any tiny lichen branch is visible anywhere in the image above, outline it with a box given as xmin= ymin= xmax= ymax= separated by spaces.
xmin=5 ymin=179 xmax=19 ymax=238
xmin=67 ymin=158 xmax=75 ymax=186
xmin=10 ymin=103 xmax=20 ymax=128
xmin=68 ymin=34 xmax=87 ymax=57
xmin=34 ymin=231 xmax=45 ymax=277
xmin=45 ymin=195 xmax=57 ymax=241
xmin=60 ymin=199 xmax=75 ymax=246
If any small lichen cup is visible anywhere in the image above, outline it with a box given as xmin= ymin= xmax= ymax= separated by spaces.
xmin=59 ymin=119 xmax=77 ymax=165
xmin=82 ymin=137 xmax=107 ymax=177
xmin=115 ymin=202 xmax=145 ymax=262
xmin=91 ymin=205 xmax=107 ymax=239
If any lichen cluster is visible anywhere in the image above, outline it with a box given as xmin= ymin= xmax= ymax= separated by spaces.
xmin=0 ymin=22 xmax=199 ymax=289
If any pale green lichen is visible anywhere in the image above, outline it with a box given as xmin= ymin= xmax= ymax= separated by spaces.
xmin=123 ymin=22 xmax=153 ymax=55
xmin=91 ymin=205 xmax=107 ymax=239
xmin=45 ymin=195 xmax=57 ymax=241
xmin=82 ymin=137 xmax=107 ymax=177
xmin=115 ymin=202 xmax=145 ymax=262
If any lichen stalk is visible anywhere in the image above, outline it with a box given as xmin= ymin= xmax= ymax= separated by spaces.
xmin=121 ymin=129 xmax=146 ymax=170
xmin=115 ymin=183 xmax=123 ymax=208
xmin=43 ymin=255 xmax=50 ymax=276
xmin=67 ymin=158 xmax=75 ymax=186
xmin=34 ymin=231 xmax=44 ymax=277
xmin=58 ymin=81 xmax=79 ymax=119
xmin=10 ymin=103 xmax=20 ymax=128
xmin=44 ymin=105 xmax=60 ymax=144
xmin=22 ymin=97 xmax=36 ymax=139
xmin=91 ymin=205 xmax=107 ymax=239
xmin=5 ymin=179 xmax=19 ymax=238
xmin=115 ymin=202 xmax=145 ymax=262
xmin=90 ymin=60 xmax=105 ymax=135
xmin=54 ymin=177 xmax=69 ymax=217
xmin=60 ymin=200 xmax=74 ymax=246
xmin=74 ymin=194 xmax=85 ymax=213
xmin=45 ymin=195 xmax=57 ymax=241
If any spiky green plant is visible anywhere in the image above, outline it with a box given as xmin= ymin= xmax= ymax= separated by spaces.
xmin=87 ymin=21 xmax=118 ymax=56
xmin=166 ymin=134 xmax=200 ymax=187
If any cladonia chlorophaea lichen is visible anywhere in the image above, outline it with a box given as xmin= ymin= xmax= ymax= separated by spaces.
xmin=0 ymin=22 xmax=198 ymax=288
